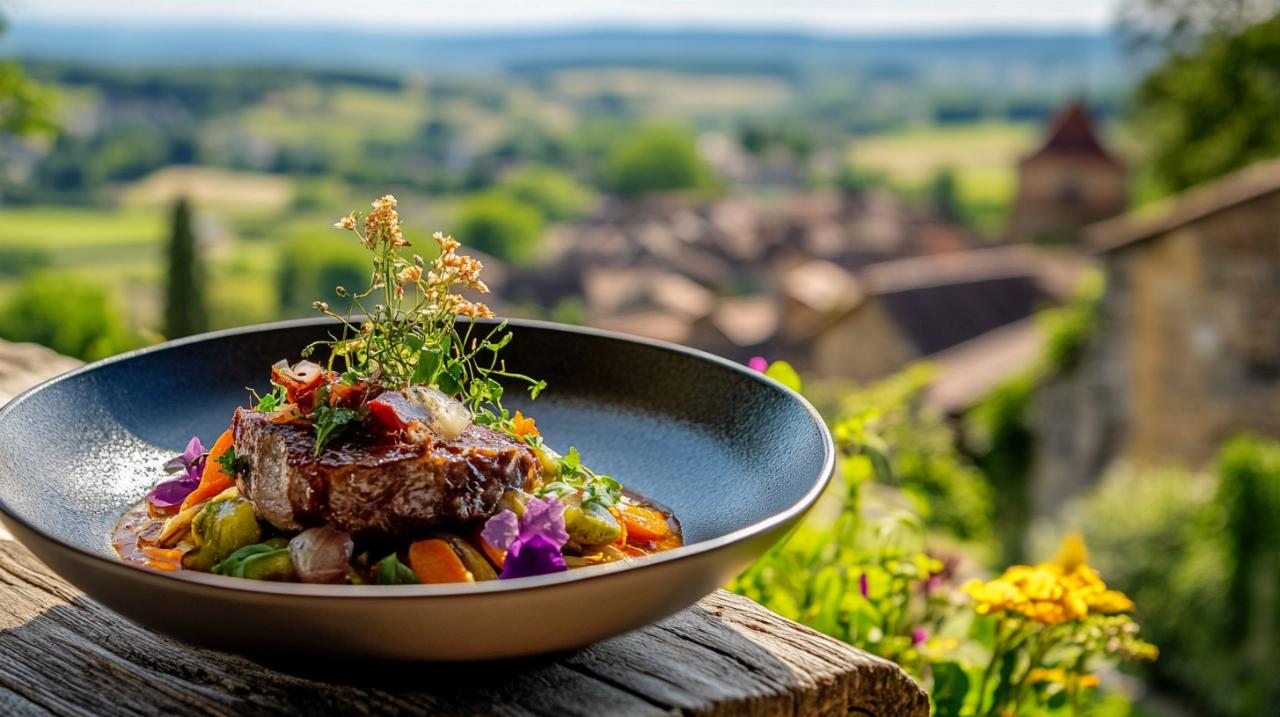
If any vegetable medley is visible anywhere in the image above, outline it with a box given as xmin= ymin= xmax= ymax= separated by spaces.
xmin=113 ymin=195 xmax=681 ymax=585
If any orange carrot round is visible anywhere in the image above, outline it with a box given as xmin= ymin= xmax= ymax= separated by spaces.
xmin=620 ymin=505 xmax=671 ymax=543
xmin=408 ymin=539 xmax=475 ymax=584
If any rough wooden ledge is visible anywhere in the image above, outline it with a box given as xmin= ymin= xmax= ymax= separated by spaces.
xmin=0 ymin=540 xmax=926 ymax=716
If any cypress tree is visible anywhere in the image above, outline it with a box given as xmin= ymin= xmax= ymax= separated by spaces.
xmin=163 ymin=197 xmax=208 ymax=338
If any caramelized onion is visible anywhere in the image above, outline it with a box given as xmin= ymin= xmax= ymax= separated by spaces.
xmin=288 ymin=526 xmax=353 ymax=584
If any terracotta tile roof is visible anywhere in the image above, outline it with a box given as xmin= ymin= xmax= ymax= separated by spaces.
xmin=781 ymin=260 xmax=865 ymax=314
xmin=711 ymin=296 xmax=780 ymax=347
xmin=924 ymin=319 xmax=1043 ymax=413
xmin=1086 ymin=156 xmax=1280 ymax=252
xmin=592 ymin=311 xmax=694 ymax=345
xmin=1023 ymin=101 xmax=1121 ymax=167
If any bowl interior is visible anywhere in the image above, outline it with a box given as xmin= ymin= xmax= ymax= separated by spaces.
xmin=0 ymin=319 xmax=828 ymax=566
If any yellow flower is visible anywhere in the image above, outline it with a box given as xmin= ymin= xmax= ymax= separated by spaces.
xmin=962 ymin=534 xmax=1135 ymax=626
xmin=1055 ymin=532 xmax=1089 ymax=573
xmin=1088 ymin=589 xmax=1135 ymax=614
xmin=396 ymin=265 xmax=423 ymax=284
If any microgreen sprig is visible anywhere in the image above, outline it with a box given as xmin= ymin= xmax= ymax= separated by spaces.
xmin=310 ymin=195 xmax=543 ymax=432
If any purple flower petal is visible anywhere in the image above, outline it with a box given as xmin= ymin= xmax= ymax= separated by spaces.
xmin=146 ymin=475 xmax=200 ymax=509
xmin=499 ymin=533 xmax=568 ymax=579
xmin=522 ymin=496 xmax=569 ymax=548
xmin=482 ymin=510 xmax=520 ymax=552
xmin=163 ymin=436 xmax=206 ymax=474
xmin=859 ymin=572 xmax=869 ymax=598
xmin=747 ymin=356 xmax=768 ymax=372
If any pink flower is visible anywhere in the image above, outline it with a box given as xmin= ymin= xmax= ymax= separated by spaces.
xmin=482 ymin=496 xmax=569 ymax=579
xmin=912 ymin=627 xmax=928 ymax=646
xmin=748 ymin=356 xmax=768 ymax=372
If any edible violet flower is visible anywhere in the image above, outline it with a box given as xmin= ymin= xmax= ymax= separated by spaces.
xmin=481 ymin=496 xmax=569 ymax=580
xmin=147 ymin=437 xmax=207 ymax=511
xmin=747 ymin=356 xmax=769 ymax=372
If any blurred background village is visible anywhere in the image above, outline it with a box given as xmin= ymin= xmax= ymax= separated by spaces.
xmin=2 ymin=0 xmax=1280 ymax=714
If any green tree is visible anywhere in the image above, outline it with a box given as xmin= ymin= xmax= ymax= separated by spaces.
xmin=603 ymin=122 xmax=713 ymax=198
xmin=1134 ymin=14 xmax=1280 ymax=192
xmin=453 ymin=193 xmax=544 ymax=263
xmin=927 ymin=166 xmax=963 ymax=224
xmin=0 ymin=273 xmax=139 ymax=361
xmin=277 ymin=235 xmax=369 ymax=316
xmin=497 ymin=166 xmax=595 ymax=222
xmin=0 ymin=18 xmax=56 ymax=149
xmin=163 ymin=197 xmax=209 ymax=338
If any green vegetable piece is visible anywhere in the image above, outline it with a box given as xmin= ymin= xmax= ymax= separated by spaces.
xmin=213 ymin=538 xmax=290 ymax=578
xmin=564 ymin=501 xmax=622 ymax=546
xmin=375 ymin=553 xmax=421 ymax=585
xmin=182 ymin=497 xmax=263 ymax=572
xmin=236 ymin=549 xmax=296 ymax=581
xmin=532 ymin=443 xmax=561 ymax=479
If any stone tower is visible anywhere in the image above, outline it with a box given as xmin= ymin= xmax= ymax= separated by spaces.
xmin=1007 ymin=102 xmax=1127 ymax=244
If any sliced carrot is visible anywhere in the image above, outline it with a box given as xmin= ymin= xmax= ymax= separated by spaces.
xmin=180 ymin=429 xmax=236 ymax=510
xmin=471 ymin=527 xmax=506 ymax=569
xmin=620 ymin=505 xmax=671 ymax=543
xmin=140 ymin=546 xmax=184 ymax=561
xmin=408 ymin=539 xmax=475 ymax=584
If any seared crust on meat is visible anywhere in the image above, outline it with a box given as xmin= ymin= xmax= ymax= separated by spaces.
xmin=232 ymin=407 xmax=538 ymax=538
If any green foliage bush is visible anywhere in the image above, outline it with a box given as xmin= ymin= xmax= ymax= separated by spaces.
xmin=453 ymin=192 xmax=544 ymax=263
xmin=1134 ymin=14 xmax=1280 ymax=192
xmin=603 ymin=122 xmax=714 ymax=198
xmin=277 ymin=234 xmax=370 ymax=316
xmin=813 ymin=365 xmax=994 ymax=547
xmin=0 ymin=272 xmax=141 ymax=360
xmin=495 ymin=166 xmax=595 ymax=222
xmin=0 ymin=246 xmax=51 ymax=277
xmin=1057 ymin=435 xmax=1280 ymax=716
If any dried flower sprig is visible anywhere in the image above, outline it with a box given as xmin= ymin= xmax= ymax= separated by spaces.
xmin=312 ymin=194 xmax=544 ymax=425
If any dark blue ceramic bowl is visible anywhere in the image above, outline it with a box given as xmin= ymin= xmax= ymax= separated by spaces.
xmin=0 ymin=318 xmax=833 ymax=659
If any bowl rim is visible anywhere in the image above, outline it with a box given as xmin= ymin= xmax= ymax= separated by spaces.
xmin=0 ymin=317 xmax=834 ymax=599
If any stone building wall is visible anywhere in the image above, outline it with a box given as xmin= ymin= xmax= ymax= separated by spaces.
xmin=1009 ymin=156 xmax=1128 ymax=245
xmin=1033 ymin=188 xmax=1280 ymax=512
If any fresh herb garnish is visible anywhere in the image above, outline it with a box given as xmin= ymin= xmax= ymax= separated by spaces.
xmin=249 ymin=383 xmax=287 ymax=413
xmin=315 ymin=196 xmax=544 ymax=428
xmin=215 ymin=445 xmax=251 ymax=479
xmin=312 ymin=385 xmax=358 ymax=454
xmin=538 ymin=446 xmax=622 ymax=511
xmin=374 ymin=553 xmax=420 ymax=585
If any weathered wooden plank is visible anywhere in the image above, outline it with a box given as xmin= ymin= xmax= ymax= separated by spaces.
xmin=0 ymin=540 xmax=927 ymax=717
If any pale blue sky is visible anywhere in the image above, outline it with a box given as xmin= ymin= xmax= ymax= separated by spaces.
xmin=9 ymin=0 xmax=1123 ymax=33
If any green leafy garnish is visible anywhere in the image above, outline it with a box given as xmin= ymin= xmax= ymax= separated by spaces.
xmin=312 ymin=391 xmax=357 ymax=454
xmin=375 ymin=553 xmax=420 ymax=585
xmin=250 ymin=383 xmax=287 ymax=413
xmin=538 ymin=446 xmax=622 ymax=511
xmin=215 ymin=445 xmax=251 ymax=479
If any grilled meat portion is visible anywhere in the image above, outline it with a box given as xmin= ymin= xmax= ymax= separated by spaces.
xmin=232 ymin=408 xmax=538 ymax=538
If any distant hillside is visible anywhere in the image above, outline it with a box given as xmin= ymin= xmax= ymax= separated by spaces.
xmin=0 ymin=22 xmax=1137 ymax=90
